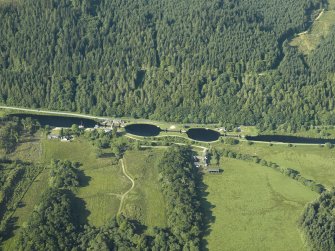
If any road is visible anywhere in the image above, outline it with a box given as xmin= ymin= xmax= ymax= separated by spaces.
xmin=0 ymin=105 xmax=106 ymax=120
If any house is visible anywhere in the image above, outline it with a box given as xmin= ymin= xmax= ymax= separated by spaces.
xmin=207 ymin=168 xmax=220 ymax=174
xmin=61 ymin=137 xmax=69 ymax=142
xmin=48 ymin=134 xmax=59 ymax=140
xmin=112 ymin=119 xmax=125 ymax=128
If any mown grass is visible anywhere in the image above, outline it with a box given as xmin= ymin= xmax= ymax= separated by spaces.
xmin=122 ymin=149 xmax=167 ymax=228
xmin=204 ymin=157 xmax=318 ymax=251
xmin=290 ymin=0 xmax=335 ymax=54
xmin=218 ymin=141 xmax=335 ymax=188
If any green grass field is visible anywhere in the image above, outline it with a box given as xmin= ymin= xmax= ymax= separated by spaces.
xmin=2 ymin=169 xmax=49 ymax=250
xmin=204 ymin=157 xmax=318 ymax=251
xmin=290 ymin=0 xmax=335 ymax=54
xmin=218 ymin=141 xmax=335 ymax=188
xmin=42 ymin=139 xmax=132 ymax=226
xmin=122 ymin=149 xmax=167 ymax=228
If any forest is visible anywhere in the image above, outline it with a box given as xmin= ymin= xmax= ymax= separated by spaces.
xmin=0 ymin=0 xmax=334 ymax=130
xmin=299 ymin=189 xmax=335 ymax=251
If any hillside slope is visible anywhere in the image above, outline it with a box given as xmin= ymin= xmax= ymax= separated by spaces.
xmin=0 ymin=0 xmax=334 ymax=129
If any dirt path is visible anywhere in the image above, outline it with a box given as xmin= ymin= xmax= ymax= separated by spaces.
xmin=117 ymin=159 xmax=135 ymax=215
xmin=315 ymin=9 xmax=324 ymax=21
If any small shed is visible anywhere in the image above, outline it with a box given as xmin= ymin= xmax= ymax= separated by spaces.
xmin=48 ymin=134 xmax=59 ymax=140
xmin=207 ymin=168 xmax=220 ymax=174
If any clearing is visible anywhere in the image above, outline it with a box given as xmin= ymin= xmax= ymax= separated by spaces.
xmin=290 ymin=0 xmax=335 ymax=54
xmin=121 ymin=149 xmax=167 ymax=228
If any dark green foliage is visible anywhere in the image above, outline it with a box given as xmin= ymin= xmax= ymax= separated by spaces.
xmin=158 ymin=146 xmax=202 ymax=250
xmin=0 ymin=0 xmax=332 ymax=129
xmin=17 ymin=188 xmax=78 ymax=251
xmin=49 ymin=160 xmax=79 ymax=189
xmin=223 ymin=137 xmax=239 ymax=145
xmin=0 ymin=116 xmax=40 ymax=153
xmin=299 ymin=189 xmax=335 ymax=251
xmin=0 ymin=120 xmax=20 ymax=153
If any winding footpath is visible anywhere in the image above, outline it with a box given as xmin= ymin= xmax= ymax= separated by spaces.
xmin=117 ymin=159 xmax=135 ymax=215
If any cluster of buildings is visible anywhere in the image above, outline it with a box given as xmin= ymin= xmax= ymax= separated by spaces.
xmin=99 ymin=119 xmax=125 ymax=128
xmin=193 ymin=150 xmax=220 ymax=174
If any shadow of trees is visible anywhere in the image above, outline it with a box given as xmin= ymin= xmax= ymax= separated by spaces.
xmin=197 ymin=171 xmax=216 ymax=251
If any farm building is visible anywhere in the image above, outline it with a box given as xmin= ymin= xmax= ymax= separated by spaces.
xmin=48 ymin=134 xmax=59 ymax=140
xmin=207 ymin=168 xmax=220 ymax=174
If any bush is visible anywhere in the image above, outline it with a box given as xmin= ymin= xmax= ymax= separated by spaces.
xmin=247 ymin=141 xmax=253 ymax=145
xmin=311 ymin=184 xmax=325 ymax=194
xmin=224 ymin=137 xmax=239 ymax=145
xmin=325 ymin=142 xmax=333 ymax=149
xmin=253 ymin=157 xmax=260 ymax=163
xmin=227 ymin=152 xmax=236 ymax=158
xmin=260 ymin=159 xmax=268 ymax=166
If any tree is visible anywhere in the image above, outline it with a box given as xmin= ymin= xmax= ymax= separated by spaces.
xmin=71 ymin=124 xmax=80 ymax=136
xmin=325 ymin=142 xmax=333 ymax=149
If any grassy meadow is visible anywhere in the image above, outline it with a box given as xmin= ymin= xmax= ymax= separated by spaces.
xmin=122 ymin=149 xmax=167 ymax=228
xmin=217 ymin=141 xmax=335 ymax=188
xmin=204 ymin=157 xmax=318 ymax=251
xmin=290 ymin=0 xmax=335 ymax=54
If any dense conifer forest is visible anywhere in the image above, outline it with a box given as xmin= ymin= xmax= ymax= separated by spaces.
xmin=0 ymin=0 xmax=334 ymax=130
